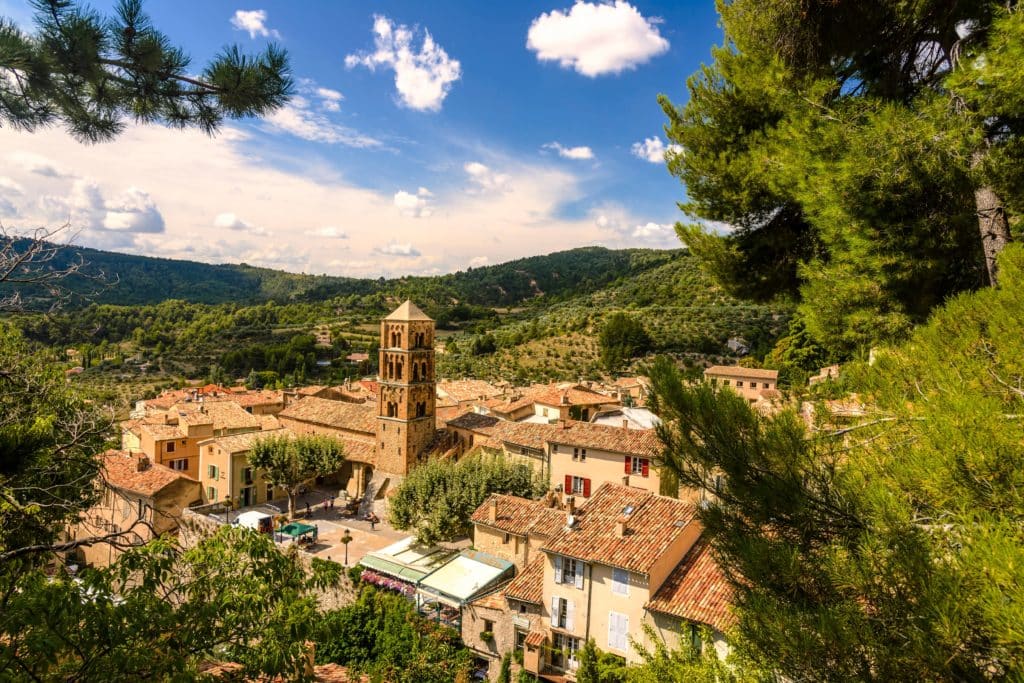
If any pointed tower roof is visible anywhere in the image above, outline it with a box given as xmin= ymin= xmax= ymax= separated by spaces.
xmin=384 ymin=300 xmax=433 ymax=321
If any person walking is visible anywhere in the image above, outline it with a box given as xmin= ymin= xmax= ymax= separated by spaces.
xmin=305 ymin=501 xmax=311 ymax=517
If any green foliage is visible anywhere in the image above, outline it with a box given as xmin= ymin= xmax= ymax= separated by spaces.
xmin=0 ymin=525 xmax=341 ymax=681
xmin=599 ymin=312 xmax=653 ymax=373
xmin=0 ymin=0 xmax=292 ymax=142
xmin=0 ymin=323 xmax=108 ymax=561
xmin=646 ymin=246 xmax=1024 ymax=680
xmin=663 ymin=0 xmax=1024 ymax=358
xmin=249 ymin=434 xmax=345 ymax=518
xmin=388 ymin=452 xmax=544 ymax=545
xmin=576 ymin=638 xmax=628 ymax=683
xmin=315 ymin=585 xmax=472 ymax=683
xmin=628 ymin=624 xmax=765 ymax=683
xmin=497 ymin=651 xmax=512 ymax=683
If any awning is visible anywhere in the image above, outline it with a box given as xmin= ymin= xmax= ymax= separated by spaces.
xmin=277 ymin=522 xmax=316 ymax=538
xmin=360 ymin=554 xmax=435 ymax=583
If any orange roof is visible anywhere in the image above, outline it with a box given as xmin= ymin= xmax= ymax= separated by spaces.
xmin=704 ymin=366 xmax=778 ymax=381
xmin=447 ymin=412 xmax=502 ymax=433
xmin=492 ymin=384 xmax=613 ymax=414
xmin=645 ymin=536 xmax=733 ymax=631
xmin=200 ymin=429 xmax=288 ymax=455
xmin=230 ymin=390 xmax=284 ymax=408
xmin=542 ymin=483 xmax=697 ymax=575
xmin=279 ymin=397 xmax=376 ymax=435
xmin=169 ymin=400 xmax=263 ymax=431
xmin=99 ymin=450 xmax=197 ymax=497
xmin=524 ymin=630 xmax=546 ymax=647
xmin=545 ymin=421 xmax=661 ymax=457
xmin=470 ymin=582 xmax=512 ymax=610
xmin=471 ymin=494 xmax=565 ymax=538
xmin=436 ymin=379 xmax=506 ymax=403
xmin=503 ymin=556 xmax=545 ymax=605
xmin=491 ymin=421 xmax=556 ymax=451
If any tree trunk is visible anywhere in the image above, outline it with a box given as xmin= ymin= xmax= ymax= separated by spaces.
xmin=972 ymin=151 xmax=1012 ymax=286
xmin=287 ymin=490 xmax=295 ymax=520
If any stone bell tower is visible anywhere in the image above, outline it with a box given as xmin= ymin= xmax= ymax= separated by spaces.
xmin=376 ymin=300 xmax=436 ymax=476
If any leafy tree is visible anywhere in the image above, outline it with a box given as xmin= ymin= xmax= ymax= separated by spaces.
xmin=388 ymin=452 xmax=544 ymax=545
xmin=645 ymin=245 xmax=1024 ymax=681
xmin=249 ymin=434 xmax=345 ymax=518
xmin=315 ymin=585 xmax=472 ymax=683
xmin=627 ymin=624 xmax=765 ymax=683
xmin=1 ymin=0 xmax=292 ymax=142
xmin=599 ymin=312 xmax=653 ymax=373
xmin=0 ymin=525 xmax=341 ymax=681
xmin=663 ymin=1 xmax=1024 ymax=356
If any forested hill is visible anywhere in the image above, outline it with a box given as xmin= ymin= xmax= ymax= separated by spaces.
xmin=0 ymin=239 xmax=676 ymax=309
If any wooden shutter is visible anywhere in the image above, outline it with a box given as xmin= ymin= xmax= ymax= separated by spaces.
xmin=608 ymin=613 xmax=617 ymax=651
xmin=565 ymin=599 xmax=575 ymax=631
xmin=624 ymin=455 xmax=631 ymax=473
xmin=564 ymin=474 xmax=572 ymax=493
xmin=554 ymin=555 xmax=563 ymax=584
xmin=619 ymin=613 xmax=629 ymax=650
xmin=583 ymin=478 xmax=591 ymax=497
xmin=550 ymin=596 xmax=559 ymax=627
xmin=574 ymin=560 xmax=584 ymax=589
xmin=642 ymin=459 xmax=650 ymax=477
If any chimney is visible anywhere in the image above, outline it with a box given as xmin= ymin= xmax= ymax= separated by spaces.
xmin=559 ymin=419 xmax=568 ymax=430
xmin=136 ymin=455 xmax=151 ymax=472
xmin=566 ymin=495 xmax=576 ymax=516
xmin=488 ymin=497 xmax=498 ymax=523
xmin=615 ymin=517 xmax=627 ymax=538
xmin=622 ymin=418 xmax=629 ymax=430
xmin=622 ymin=475 xmax=630 ymax=487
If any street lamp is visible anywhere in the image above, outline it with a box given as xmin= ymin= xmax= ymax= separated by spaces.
xmin=340 ymin=528 xmax=353 ymax=566
xmin=224 ymin=493 xmax=233 ymax=525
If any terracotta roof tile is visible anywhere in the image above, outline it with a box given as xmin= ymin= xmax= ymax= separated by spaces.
xmin=436 ymin=379 xmax=506 ymax=403
xmin=169 ymin=400 xmax=263 ymax=431
xmin=492 ymin=384 xmax=613 ymax=414
xmin=278 ymin=396 xmax=376 ymax=434
xmin=470 ymin=582 xmax=512 ymax=610
xmin=644 ymin=535 xmax=734 ymax=631
xmin=471 ymin=494 xmax=563 ymax=537
xmin=99 ymin=450 xmax=197 ymax=497
xmin=230 ymin=390 xmax=284 ymax=408
xmin=503 ymin=556 xmax=545 ymax=605
xmin=524 ymin=630 xmax=546 ymax=647
xmin=542 ymin=483 xmax=697 ymax=575
xmin=447 ymin=412 xmax=502 ymax=433
xmin=384 ymin=300 xmax=432 ymax=321
xmin=545 ymin=421 xmax=661 ymax=457
xmin=704 ymin=365 xmax=778 ymax=381
xmin=200 ymin=429 xmax=288 ymax=454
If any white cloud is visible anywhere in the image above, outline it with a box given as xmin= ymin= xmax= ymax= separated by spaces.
xmin=374 ymin=241 xmax=421 ymax=257
xmin=393 ymin=187 xmax=433 ymax=218
xmin=542 ymin=142 xmax=595 ymax=160
xmin=214 ymin=212 xmax=268 ymax=235
xmin=469 ymin=256 xmax=489 ymax=267
xmin=630 ymin=136 xmax=681 ymax=163
xmin=305 ymin=226 xmax=348 ymax=239
xmin=526 ymin=1 xmax=669 ymax=77
xmin=264 ymin=97 xmax=380 ymax=147
xmin=464 ymin=161 xmax=511 ymax=192
xmin=590 ymin=206 xmax=681 ymax=249
xmin=345 ymin=15 xmax=461 ymax=112
xmin=0 ymin=176 xmax=24 ymax=195
xmin=0 ymin=196 xmax=18 ymax=218
xmin=8 ymin=151 xmax=72 ymax=178
xmin=230 ymin=9 xmax=280 ymax=39
xmin=103 ymin=187 xmax=165 ymax=233
xmin=632 ymin=221 xmax=674 ymax=239
xmin=316 ymin=87 xmax=344 ymax=111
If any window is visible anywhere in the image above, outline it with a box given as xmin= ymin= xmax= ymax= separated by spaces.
xmin=611 ymin=568 xmax=629 ymax=596
xmin=626 ymin=456 xmax=650 ymax=478
xmin=608 ymin=611 xmax=629 ymax=652
xmin=735 ymin=380 xmax=744 ymax=387
xmin=206 ymin=486 xmax=217 ymax=501
xmin=554 ymin=556 xmax=585 ymax=589
xmin=243 ymin=467 xmax=253 ymax=484
xmin=550 ymin=597 xmax=575 ymax=630
xmin=266 ymin=483 xmax=274 ymax=501
xmin=551 ymin=633 xmax=580 ymax=670
xmin=518 ymin=603 xmax=528 ymax=615
xmin=723 ymin=379 xmax=730 ymax=386
xmin=207 ymin=465 xmax=219 ymax=480
xmin=553 ymin=444 xmax=559 ymax=453
xmin=543 ymin=408 xmax=550 ymax=417
xmin=515 ymin=629 xmax=527 ymax=649
xmin=689 ymin=623 xmax=703 ymax=655
xmin=763 ymin=382 xmax=770 ymax=389
xmin=572 ymin=447 xmax=586 ymax=462
xmin=503 ymin=532 xmax=511 ymax=544
xmin=484 ymin=619 xmax=494 ymax=633
xmin=567 ymin=475 xmax=590 ymax=497
xmin=165 ymin=441 xmax=175 ymax=453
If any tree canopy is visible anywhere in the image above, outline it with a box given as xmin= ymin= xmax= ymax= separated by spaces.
xmin=0 ymin=0 xmax=292 ymax=142
xmin=249 ymin=433 xmax=345 ymax=518
xmin=388 ymin=452 xmax=544 ymax=545
xmin=598 ymin=311 xmax=653 ymax=373
xmin=647 ymin=244 xmax=1024 ymax=680
xmin=663 ymin=1 xmax=1024 ymax=359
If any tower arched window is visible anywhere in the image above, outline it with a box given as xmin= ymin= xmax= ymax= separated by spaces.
xmin=412 ymin=364 xmax=420 ymax=382
xmin=396 ymin=361 xmax=403 ymax=380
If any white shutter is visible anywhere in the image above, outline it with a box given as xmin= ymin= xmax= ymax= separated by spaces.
xmin=607 ymin=613 xmax=617 ymax=651
xmin=565 ymin=599 xmax=575 ymax=631
xmin=554 ymin=555 xmax=563 ymax=584
xmin=551 ymin=596 xmax=559 ymax=627
xmin=619 ymin=613 xmax=629 ymax=651
xmin=574 ymin=560 xmax=584 ymax=589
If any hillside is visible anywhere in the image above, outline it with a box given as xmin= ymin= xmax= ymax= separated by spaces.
xmin=0 ymin=238 xmax=672 ymax=309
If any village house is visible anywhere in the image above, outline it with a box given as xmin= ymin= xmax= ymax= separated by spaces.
xmin=68 ymin=450 xmax=201 ymax=567
xmin=703 ymin=365 xmax=779 ymax=402
xmin=463 ymin=485 xmax=733 ymax=680
xmin=120 ymin=400 xmax=264 ymax=481
xmin=489 ymin=383 xmax=619 ymax=423
xmin=197 ymin=429 xmax=290 ymax=506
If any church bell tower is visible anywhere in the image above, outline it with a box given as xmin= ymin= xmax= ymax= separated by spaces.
xmin=376 ymin=300 xmax=436 ymax=476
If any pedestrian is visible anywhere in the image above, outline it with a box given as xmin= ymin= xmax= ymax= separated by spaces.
xmin=370 ymin=513 xmax=377 ymax=531
xmin=305 ymin=501 xmax=311 ymax=517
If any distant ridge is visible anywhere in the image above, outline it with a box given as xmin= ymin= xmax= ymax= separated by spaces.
xmin=0 ymin=238 xmax=683 ymax=309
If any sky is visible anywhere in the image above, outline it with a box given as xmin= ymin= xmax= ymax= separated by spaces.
xmin=0 ymin=0 xmax=723 ymax=277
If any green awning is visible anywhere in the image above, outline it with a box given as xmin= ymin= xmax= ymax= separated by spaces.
xmin=359 ymin=554 xmax=433 ymax=583
xmin=278 ymin=522 xmax=316 ymax=538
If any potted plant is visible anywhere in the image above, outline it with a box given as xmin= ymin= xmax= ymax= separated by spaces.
xmin=480 ymin=630 xmax=495 ymax=643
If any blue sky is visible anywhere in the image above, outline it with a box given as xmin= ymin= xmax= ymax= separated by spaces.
xmin=0 ymin=1 xmax=723 ymax=276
